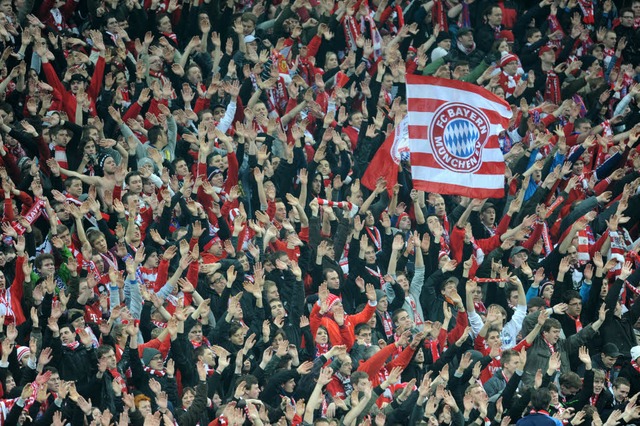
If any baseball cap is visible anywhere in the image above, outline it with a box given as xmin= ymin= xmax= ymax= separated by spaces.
xmin=481 ymin=202 xmax=496 ymax=213
xmin=602 ymin=343 xmax=621 ymax=358
xmin=538 ymin=45 xmax=556 ymax=57
xmin=510 ymin=246 xmax=529 ymax=257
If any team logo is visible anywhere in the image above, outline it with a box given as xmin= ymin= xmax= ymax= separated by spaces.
xmin=429 ymin=102 xmax=490 ymax=173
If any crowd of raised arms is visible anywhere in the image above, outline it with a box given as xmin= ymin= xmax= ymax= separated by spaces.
xmin=0 ymin=0 xmax=640 ymax=425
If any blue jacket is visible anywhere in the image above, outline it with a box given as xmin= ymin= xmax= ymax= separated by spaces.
xmin=516 ymin=413 xmax=562 ymax=426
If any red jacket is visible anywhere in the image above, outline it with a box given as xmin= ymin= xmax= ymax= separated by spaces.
xmin=42 ymin=56 xmax=106 ymax=121
xmin=310 ymin=301 xmax=376 ymax=351
xmin=2 ymin=256 xmax=26 ymax=325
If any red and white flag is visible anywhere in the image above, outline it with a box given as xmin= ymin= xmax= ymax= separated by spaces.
xmin=406 ymin=75 xmax=511 ymax=198
xmin=361 ymin=116 xmax=409 ymax=194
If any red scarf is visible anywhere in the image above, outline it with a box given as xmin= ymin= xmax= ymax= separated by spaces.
xmin=577 ymin=0 xmax=594 ymax=24
xmin=542 ymin=336 xmax=556 ymax=355
xmin=567 ymin=314 xmax=582 ymax=332
xmin=428 ymin=339 xmax=440 ymax=362
xmin=316 ymin=343 xmax=329 ymax=357
xmin=407 ymin=297 xmax=423 ymax=326
xmin=546 ymin=15 xmax=564 ymax=49
xmin=53 ymin=145 xmax=68 ymax=170
xmin=143 ymin=366 xmax=166 ymax=377
xmin=545 ymin=69 xmax=561 ymax=105
xmin=365 ymin=226 xmax=382 ymax=252
xmin=343 ymin=15 xmax=360 ymax=53
xmin=0 ymin=290 xmax=15 ymax=323
xmin=380 ymin=311 xmax=393 ymax=338
xmin=64 ymin=341 xmax=80 ymax=351
xmin=365 ymin=265 xmax=385 ymax=288
xmin=191 ymin=337 xmax=210 ymax=348
xmin=432 ymin=0 xmax=449 ymax=31
xmin=266 ymin=77 xmax=288 ymax=116
xmin=110 ymin=369 xmax=127 ymax=394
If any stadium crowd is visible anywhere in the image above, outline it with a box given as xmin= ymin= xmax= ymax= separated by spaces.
xmin=0 ymin=0 xmax=640 ymax=425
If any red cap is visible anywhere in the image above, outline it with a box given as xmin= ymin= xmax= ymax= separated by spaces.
xmin=498 ymin=30 xmax=515 ymax=42
xmin=539 ymin=45 xmax=556 ymax=57
xmin=325 ymin=294 xmax=341 ymax=311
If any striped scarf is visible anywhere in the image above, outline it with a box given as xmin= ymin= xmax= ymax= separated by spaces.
xmin=53 ymin=145 xmax=68 ymax=170
xmin=576 ymin=225 xmax=594 ymax=264
xmin=143 ymin=366 xmax=166 ymax=377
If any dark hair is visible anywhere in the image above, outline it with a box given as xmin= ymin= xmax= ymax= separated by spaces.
xmin=125 ymin=170 xmax=142 ymax=185
xmin=97 ymin=345 xmax=115 ymax=358
xmin=574 ymin=117 xmax=591 ymax=129
xmin=542 ymin=318 xmax=562 ymax=333
xmin=559 ymin=372 xmax=582 ymax=389
xmin=614 ymin=377 xmax=631 ymax=388
xmin=35 ymin=253 xmax=55 ymax=271
xmin=155 ymin=12 xmax=171 ymax=28
xmin=194 ymin=345 xmax=209 ymax=361
xmin=620 ymin=7 xmax=634 ymax=18
xmin=563 ymin=290 xmax=582 ymax=304
xmin=64 ymin=176 xmax=82 ymax=189
xmin=228 ymin=322 xmax=244 ymax=338
xmin=43 ymin=366 xmax=59 ymax=375
xmin=392 ymin=309 xmax=409 ymax=325
xmin=241 ymin=374 xmax=259 ymax=389
xmin=355 ymin=323 xmax=372 ymax=335
xmin=484 ymin=4 xmax=501 ymax=17
xmin=501 ymin=349 xmax=518 ymax=367
xmin=351 ymin=371 xmax=369 ymax=386
xmin=525 ymin=28 xmax=541 ymax=40
xmin=530 ymin=388 xmax=552 ymax=411
xmin=147 ymin=125 xmax=164 ymax=146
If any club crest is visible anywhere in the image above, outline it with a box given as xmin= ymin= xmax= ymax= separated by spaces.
xmin=429 ymin=102 xmax=490 ymax=173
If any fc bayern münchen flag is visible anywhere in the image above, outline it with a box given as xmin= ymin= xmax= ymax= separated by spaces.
xmin=406 ymin=75 xmax=512 ymax=198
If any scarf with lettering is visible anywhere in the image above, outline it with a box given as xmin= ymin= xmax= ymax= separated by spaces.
xmin=433 ymin=0 xmax=449 ymax=32
xmin=380 ymin=310 xmax=394 ymax=338
xmin=577 ymin=0 xmax=595 ymax=24
xmin=546 ymin=15 xmax=564 ymax=49
xmin=266 ymin=77 xmax=288 ymax=116
xmin=343 ymin=12 xmax=360 ymax=52
xmin=545 ymin=69 xmax=561 ymax=105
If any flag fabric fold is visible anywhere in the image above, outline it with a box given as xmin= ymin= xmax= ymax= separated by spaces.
xmin=406 ymin=75 xmax=512 ymax=198
xmin=361 ymin=117 xmax=409 ymax=194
